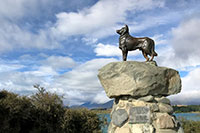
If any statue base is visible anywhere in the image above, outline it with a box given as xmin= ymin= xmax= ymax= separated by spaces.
xmin=97 ymin=61 xmax=184 ymax=133
xmin=108 ymin=96 xmax=184 ymax=133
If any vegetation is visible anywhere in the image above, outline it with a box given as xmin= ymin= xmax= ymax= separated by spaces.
xmin=0 ymin=90 xmax=35 ymax=133
xmin=173 ymin=105 xmax=200 ymax=113
xmin=63 ymin=108 xmax=102 ymax=133
xmin=180 ymin=118 xmax=200 ymax=133
xmin=2 ymin=87 xmax=200 ymax=133
xmin=0 ymin=85 xmax=102 ymax=133
xmin=91 ymin=108 xmax=111 ymax=114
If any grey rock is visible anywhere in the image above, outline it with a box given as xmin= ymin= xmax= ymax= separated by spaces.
xmin=98 ymin=61 xmax=181 ymax=98
xmin=158 ymin=103 xmax=173 ymax=114
xmin=155 ymin=97 xmax=171 ymax=105
xmin=108 ymin=123 xmax=116 ymax=133
xmin=138 ymin=95 xmax=154 ymax=102
xmin=177 ymin=126 xmax=184 ymax=133
xmin=146 ymin=60 xmax=157 ymax=66
xmin=156 ymin=113 xmax=176 ymax=129
xmin=156 ymin=129 xmax=178 ymax=133
xmin=131 ymin=124 xmax=154 ymax=133
xmin=149 ymin=103 xmax=159 ymax=112
xmin=111 ymin=109 xmax=128 ymax=127
xmin=111 ymin=101 xmax=117 ymax=115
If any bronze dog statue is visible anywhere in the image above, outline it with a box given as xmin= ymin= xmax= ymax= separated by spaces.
xmin=116 ymin=25 xmax=157 ymax=61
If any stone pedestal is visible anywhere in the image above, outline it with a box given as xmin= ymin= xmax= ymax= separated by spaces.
xmin=98 ymin=61 xmax=184 ymax=133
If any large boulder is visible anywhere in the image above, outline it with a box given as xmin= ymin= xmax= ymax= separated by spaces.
xmin=98 ymin=61 xmax=181 ymax=98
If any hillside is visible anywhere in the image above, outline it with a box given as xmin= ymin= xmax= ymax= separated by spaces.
xmin=71 ymin=100 xmax=113 ymax=109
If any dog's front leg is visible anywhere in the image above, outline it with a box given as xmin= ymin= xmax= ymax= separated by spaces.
xmin=122 ymin=50 xmax=128 ymax=61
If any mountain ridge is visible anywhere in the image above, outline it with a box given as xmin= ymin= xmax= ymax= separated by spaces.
xmin=71 ymin=100 xmax=113 ymax=109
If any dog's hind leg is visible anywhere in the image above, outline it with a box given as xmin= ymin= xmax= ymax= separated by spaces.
xmin=150 ymin=55 xmax=154 ymax=61
xmin=142 ymin=51 xmax=149 ymax=61
xmin=150 ymin=50 xmax=157 ymax=61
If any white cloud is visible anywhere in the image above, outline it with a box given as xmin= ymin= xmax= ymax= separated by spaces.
xmin=51 ymin=0 xmax=164 ymax=38
xmin=182 ymin=67 xmax=200 ymax=91
xmin=156 ymin=16 xmax=200 ymax=69
xmin=82 ymin=37 xmax=98 ymax=45
xmin=29 ymin=66 xmax=58 ymax=77
xmin=0 ymin=0 xmax=68 ymax=20
xmin=93 ymin=90 xmax=111 ymax=104
xmin=0 ymin=55 xmax=59 ymax=93
xmin=156 ymin=46 xmax=175 ymax=67
xmin=0 ymin=20 xmax=60 ymax=53
xmin=0 ymin=71 xmax=44 ymax=94
xmin=49 ymin=58 xmax=117 ymax=105
xmin=0 ymin=59 xmax=58 ymax=92
xmin=51 ymin=58 xmax=117 ymax=90
xmin=19 ymin=55 xmax=77 ymax=78
xmin=128 ymin=10 xmax=182 ymax=34
xmin=172 ymin=17 xmax=200 ymax=62
xmin=151 ymin=34 xmax=167 ymax=46
xmin=94 ymin=43 xmax=121 ymax=57
xmin=0 ymin=0 xmax=27 ymax=19
xmin=94 ymin=43 xmax=140 ymax=57
xmin=1 ymin=0 xmax=200 ymax=107
xmin=41 ymin=55 xmax=77 ymax=70
xmin=169 ymin=67 xmax=200 ymax=105
xmin=0 ymin=59 xmax=24 ymax=72
xmin=0 ymin=57 xmax=116 ymax=105
xmin=1 ymin=56 xmax=200 ymax=106
xmin=0 ymin=0 xmax=68 ymax=53
xmin=94 ymin=33 xmax=164 ymax=58
xmin=0 ymin=0 xmax=165 ymax=53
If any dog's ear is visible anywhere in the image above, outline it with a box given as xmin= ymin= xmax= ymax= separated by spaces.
xmin=125 ymin=24 xmax=129 ymax=31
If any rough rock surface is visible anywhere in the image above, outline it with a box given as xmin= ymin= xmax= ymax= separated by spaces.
xmin=156 ymin=113 xmax=176 ymax=129
xmin=111 ymin=109 xmax=128 ymax=127
xmin=98 ymin=61 xmax=181 ymax=98
xmin=98 ymin=61 xmax=183 ymax=133
xmin=107 ymin=98 xmax=182 ymax=133
xmin=130 ymin=124 xmax=154 ymax=133
xmin=158 ymin=103 xmax=174 ymax=114
xmin=138 ymin=95 xmax=154 ymax=102
xmin=155 ymin=97 xmax=171 ymax=105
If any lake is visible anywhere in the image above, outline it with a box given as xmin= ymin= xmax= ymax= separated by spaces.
xmin=100 ymin=113 xmax=200 ymax=133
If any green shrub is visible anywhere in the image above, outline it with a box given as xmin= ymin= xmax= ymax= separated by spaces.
xmin=0 ymin=87 xmax=102 ymax=133
xmin=180 ymin=118 xmax=200 ymax=133
xmin=30 ymin=85 xmax=65 ymax=133
xmin=173 ymin=105 xmax=200 ymax=113
xmin=0 ymin=90 xmax=34 ymax=133
xmin=63 ymin=108 xmax=102 ymax=133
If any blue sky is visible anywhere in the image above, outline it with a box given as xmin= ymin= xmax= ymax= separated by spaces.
xmin=0 ymin=0 xmax=200 ymax=106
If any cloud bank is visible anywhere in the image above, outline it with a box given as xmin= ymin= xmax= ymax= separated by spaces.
xmin=0 ymin=0 xmax=200 ymax=106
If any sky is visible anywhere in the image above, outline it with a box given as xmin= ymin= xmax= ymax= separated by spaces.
xmin=0 ymin=0 xmax=200 ymax=106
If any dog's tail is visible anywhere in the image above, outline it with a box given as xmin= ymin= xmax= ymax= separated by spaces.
xmin=153 ymin=51 xmax=158 ymax=56
xmin=150 ymin=39 xmax=158 ymax=56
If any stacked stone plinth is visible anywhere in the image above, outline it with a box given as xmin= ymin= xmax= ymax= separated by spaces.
xmin=98 ymin=61 xmax=184 ymax=133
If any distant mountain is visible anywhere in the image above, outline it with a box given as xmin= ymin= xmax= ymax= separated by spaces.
xmin=71 ymin=100 xmax=113 ymax=109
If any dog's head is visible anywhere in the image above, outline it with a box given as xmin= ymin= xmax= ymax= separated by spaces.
xmin=116 ymin=24 xmax=129 ymax=35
